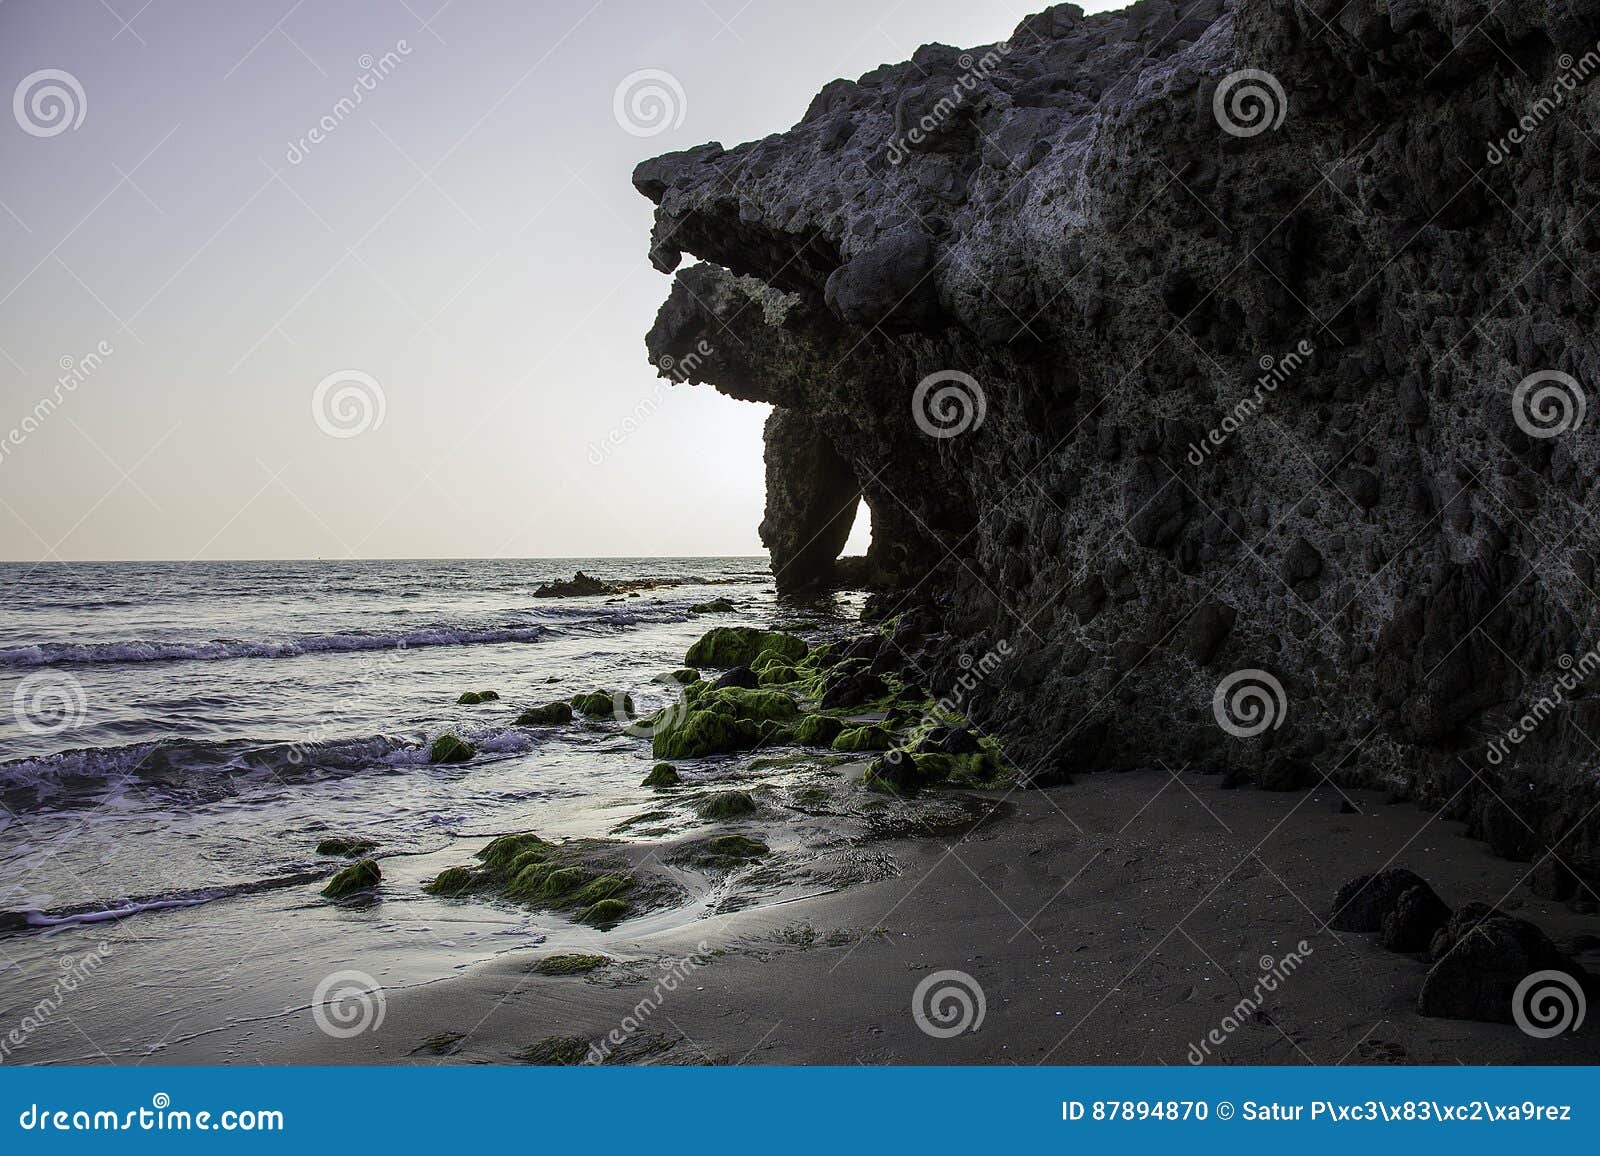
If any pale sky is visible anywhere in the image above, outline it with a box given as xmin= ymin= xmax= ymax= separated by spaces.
xmin=0 ymin=0 xmax=1121 ymax=561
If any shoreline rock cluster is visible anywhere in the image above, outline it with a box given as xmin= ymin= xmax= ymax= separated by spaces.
xmin=634 ymin=0 xmax=1600 ymax=896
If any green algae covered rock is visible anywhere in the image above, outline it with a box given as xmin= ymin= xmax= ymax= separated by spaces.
xmin=667 ymin=667 xmax=700 ymax=684
xmin=650 ymin=710 xmax=765 ymax=759
xmin=429 ymin=734 xmax=476 ymax=763
xmin=516 ymin=700 xmax=574 ymax=726
xmin=316 ymin=836 xmax=376 ymax=858
xmin=648 ymin=685 xmax=799 ymax=758
xmin=457 ymin=690 xmax=499 ymax=705
xmin=688 ymin=597 xmax=736 ymax=613
xmin=832 ymin=725 xmax=892 ymax=752
xmin=757 ymin=663 xmax=797 ymax=685
xmin=421 ymin=832 xmax=676 ymax=932
xmin=671 ymin=834 xmax=769 ymax=869
xmin=571 ymin=690 xmax=630 ymax=717
xmin=322 ymin=857 xmax=381 ymax=898
xmin=695 ymin=790 xmax=757 ymax=820
xmin=685 ymin=626 xmax=807 ymax=669
xmin=793 ymin=714 xmax=846 ymax=747
xmin=642 ymin=762 xmax=681 ymax=788
xmin=534 ymin=954 xmax=608 ymax=976
xmin=576 ymin=897 xmax=630 ymax=925
xmin=863 ymin=747 xmax=1011 ymax=794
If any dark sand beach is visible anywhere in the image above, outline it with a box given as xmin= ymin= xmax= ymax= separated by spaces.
xmin=270 ymin=769 xmax=1600 ymax=1066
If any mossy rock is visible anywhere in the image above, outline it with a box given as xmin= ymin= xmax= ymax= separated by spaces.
xmin=650 ymin=709 xmax=764 ymax=759
xmin=688 ymin=597 xmax=736 ymax=613
xmin=794 ymin=714 xmax=846 ymax=747
xmin=534 ymin=954 xmax=609 ymax=976
xmin=429 ymin=734 xmax=476 ymax=764
xmin=770 ymin=620 xmax=818 ymax=632
xmin=424 ymin=866 xmax=476 ymax=896
xmin=685 ymin=626 xmax=807 ymax=669
xmin=571 ymin=690 xmax=630 ymax=717
xmin=516 ymin=701 xmax=573 ymax=726
xmin=576 ymin=897 xmax=630 ymax=925
xmin=672 ymin=834 xmax=769 ymax=868
xmin=757 ymin=663 xmax=797 ymax=685
xmin=642 ymin=762 xmax=681 ymax=788
xmin=695 ymin=790 xmax=757 ymax=820
xmin=457 ymin=690 xmax=499 ymax=705
xmin=422 ymin=832 xmax=674 ymax=929
xmin=514 ymin=1035 xmax=591 ymax=1065
xmin=695 ymin=686 xmax=799 ymax=723
xmin=321 ymin=857 xmax=381 ymax=898
xmin=832 ymin=725 xmax=892 ymax=752
xmin=316 ymin=836 xmax=376 ymax=858
xmin=864 ymin=748 xmax=1010 ymax=794
xmin=667 ymin=667 xmax=700 ymax=683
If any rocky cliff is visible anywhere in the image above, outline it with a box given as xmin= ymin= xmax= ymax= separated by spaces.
xmin=636 ymin=0 xmax=1600 ymax=895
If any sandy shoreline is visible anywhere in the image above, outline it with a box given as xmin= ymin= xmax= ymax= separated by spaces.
xmin=266 ymin=767 xmax=1600 ymax=1066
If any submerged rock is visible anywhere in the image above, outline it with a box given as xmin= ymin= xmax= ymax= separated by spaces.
xmin=456 ymin=690 xmax=499 ymax=705
xmin=316 ymin=836 xmax=376 ymax=858
xmin=642 ymin=762 xmax=681 ymax=788
xmin=321 ymin=858 xmax=381 ymax=898
xmin=516 ymin=701 xmax=574 ymax=726
xmin=429 ymin=734 xmax=476 ymax=764
xmin=695 ymin=790 xmax=758 ymax=820
xmin=832 ymin=725 xmax=892 ymax=753
xmin=689 ymin=597 xmax=736 ymax=613
xmin=571 ymin=689 xmax=630 ymax=717
xmin=533 ymin=571 xmax=618 ymax=598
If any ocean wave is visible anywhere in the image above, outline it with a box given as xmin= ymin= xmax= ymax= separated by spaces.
xmin=0 ymin=602 xmax=704 ymax=668
xmin=0 ymin=624 xmax=555 ymax=667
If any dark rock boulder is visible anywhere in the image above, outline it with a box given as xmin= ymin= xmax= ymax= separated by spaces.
xmin=533 ymin=571 xmax=618 ymax=598
xmin=713 ymin=665 xmax=760 ymax=690
xmin=1417 ymin=903 xmax=1592 ymax=1023
xmin=1328 ymin=869 xmax=1436 ymax=933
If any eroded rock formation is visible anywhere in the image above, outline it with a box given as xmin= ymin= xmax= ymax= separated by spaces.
xmin=636 ymin=0 xmax=1600 ymax=889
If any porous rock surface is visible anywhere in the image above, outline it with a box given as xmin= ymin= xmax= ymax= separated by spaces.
xmin=635 ymin=1 xmax=1600 ymax=884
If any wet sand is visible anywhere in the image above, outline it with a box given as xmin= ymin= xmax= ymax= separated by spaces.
xmin=277 ymin=767 xmax=1600 ymax=1066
